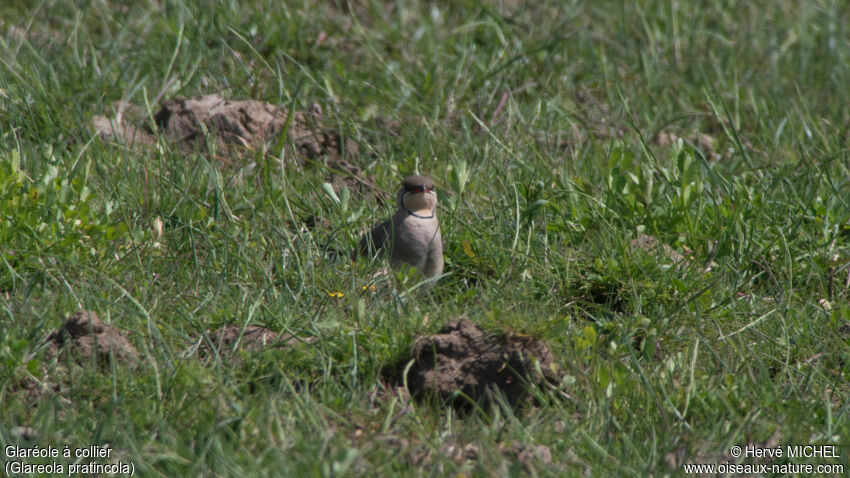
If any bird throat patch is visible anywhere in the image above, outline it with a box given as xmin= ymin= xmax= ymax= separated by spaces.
xmin=402 ymin=192 xmax=436 ymax=218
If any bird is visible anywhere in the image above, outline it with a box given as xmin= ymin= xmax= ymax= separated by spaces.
xmin=357 ymin=175 xmax=444 ymax=281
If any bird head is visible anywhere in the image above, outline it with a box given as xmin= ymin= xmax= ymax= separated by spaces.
xmin=397 ymin=175 xmax=438 ymax=217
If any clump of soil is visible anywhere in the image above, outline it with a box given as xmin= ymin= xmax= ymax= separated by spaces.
xmin=153 ymin=95 xmax=289 ymax=151
xmin=398 ymin=318 xmax=562 ymax=408
xmin=654 ymin=128 xmax=724 ymax=163
xmin=94 ymin=95 xmax=353 ymax=156
xmin=655 ymin=129 xmax=717 ymax=154
xmin=91 ymin=102 xmax=154 ymax=148
xmin=199 ymin=324 xmax=304 ymax=361
xmin=6 ymin=310 xmax=137 ymax=404
xmin=630 ymin=234 xmax=686 ymax=264
xmin=93 ymin=95 xmax=370 ymax=196
xmin=46 ymin=310 xmax=139 ymax=365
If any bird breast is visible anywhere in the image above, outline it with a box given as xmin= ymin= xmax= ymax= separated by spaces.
xmin=390 ymin=213 xmax=440 ymax=265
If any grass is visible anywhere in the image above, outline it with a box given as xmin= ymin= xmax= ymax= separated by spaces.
xmin=1 ymin=0 xmax=849 ymax=476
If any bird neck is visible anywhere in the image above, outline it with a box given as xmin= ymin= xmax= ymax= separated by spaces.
xmin=403 ymin=206 xmax=435 ymax=219
xmin=400 ymin=191 xmax=437 ymax=219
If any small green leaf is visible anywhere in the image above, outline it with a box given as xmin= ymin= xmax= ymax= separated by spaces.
xmin=521 ymin=199 xmax=548 ymax=223
xmin=584 ymin=325 xmax=597 ymax=347
xmin=322 ymin=182 xmax=340 ymax=204
xmin=339 ymin=185 xmax=350 ymax=212
xmin=27 ymin=358 xmax=41 ymax=376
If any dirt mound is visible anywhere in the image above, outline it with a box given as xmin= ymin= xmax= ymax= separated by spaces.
xmin=400 ymin=318 xmax=562 ymax=407
xmin=91 ymin=103 xmax=154 ymax=148
xmin=95 ymin=95 xmax=352 ymax=155
xmin=200 ymin=324 xmax=304 ymax=358
xmin=153 ymin=95 xmax=288 ymax=150
xmin=655 ymin=130 xmax=717 ymax=156
xmin=630 ymin=234 xmax=686 ymax=264
xmin=94 ymin=96 xmax=368 ymax=194
xmin=6 ymin=311 xmax=137 ymax=404
xmin=46 ymin=310 xmax=139 ymax=365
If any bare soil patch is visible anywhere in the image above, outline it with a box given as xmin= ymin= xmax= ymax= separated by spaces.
xmin=46 ymin=310 xmax=139 ymax=365
xmin=393 ymin=318 xmax=562 ymax=408
xmin=153 ymin=95 xmax=288 ymax=151
xmin=199 ymin=324 xmax=306 ymax=362
xmin=93 ymin=95 xmax=371 ymax=196
xmin=7 ymin=310 xmax=138 ymax=403
xmin=630 ymin=234 xmax=686 ymax=264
